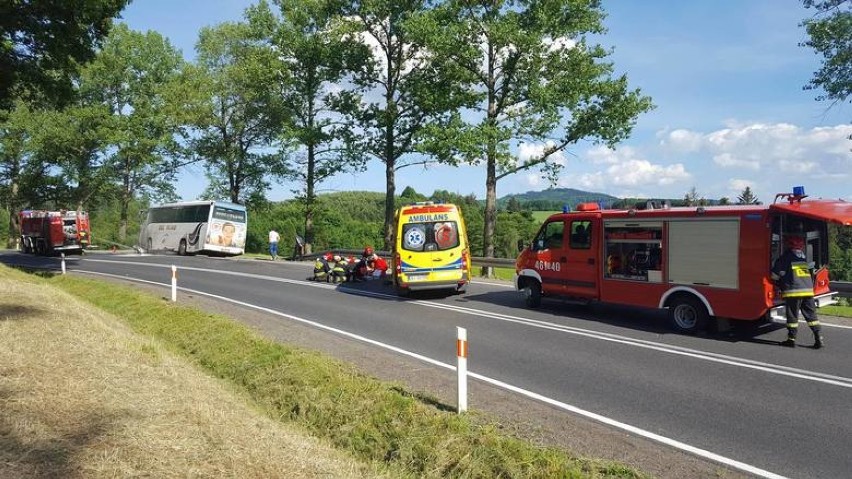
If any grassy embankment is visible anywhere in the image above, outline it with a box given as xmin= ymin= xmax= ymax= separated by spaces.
xmin=0 ymin=265 xmax=642 ymax=478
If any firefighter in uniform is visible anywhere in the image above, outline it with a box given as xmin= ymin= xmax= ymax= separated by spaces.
xmin=330 ymin=255 xmax=348 ymax=283
xmin=311 ymin=253 xmax=333 ymax=282
xmin=771 ymin=236 xmax=824 ymax=349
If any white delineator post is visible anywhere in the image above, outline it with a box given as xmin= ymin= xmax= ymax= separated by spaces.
xmin=61 ymin=253 xmax=66 ymax=275
xmin=171 ymin=265 xmax=177 ymax=302
xmin=457 ymin=326 xmax=468 ymax=413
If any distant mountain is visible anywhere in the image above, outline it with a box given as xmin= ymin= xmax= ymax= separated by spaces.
xmin=498 ymin=188 xmax=620 ymax=210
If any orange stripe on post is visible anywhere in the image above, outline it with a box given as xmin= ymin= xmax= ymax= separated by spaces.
xmin=456 ymin=339 xmax=468 ymax=358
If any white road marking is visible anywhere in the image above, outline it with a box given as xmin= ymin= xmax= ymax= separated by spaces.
xmin=81 ymin=257 xmax=852 ymax=388
xmin=75 ymin=269 xmax=786 ymax=479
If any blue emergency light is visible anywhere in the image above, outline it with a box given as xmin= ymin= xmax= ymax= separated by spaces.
xmin=793 ymin=186 xmax=806 ymax=197
xmin=562 ymin=204 xmax=570 ymax=213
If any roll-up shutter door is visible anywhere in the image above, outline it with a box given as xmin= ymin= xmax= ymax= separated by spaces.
xmin=668 ymin=220 xmax=739 ymax=289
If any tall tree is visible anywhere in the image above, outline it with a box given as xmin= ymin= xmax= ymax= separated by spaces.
xmin=683 ymin=186 xmax=701 ymax=206
xmin=79 ymin=24 xmax=186 ymax=241
xmin=736 ymin=186 xmax=760 ymax=205
xmin=801 ymin=1 xmax=852 ymax=109
xmin=0 ymin=0 xmax=129 ymax=109
xmin=28 ymin=102 xmax=115 ymax=211
xmin=342 ymin=0 xmax=472 ymax=250
xmin=189 ymin=20 xmax=288 ymax=204
xmin=248 ymin=0 xmax=366 ymax=255
xmin=416 ymin=0 xmax=653 ymax=264
xmin=0 ymin=102 xmax=38 ymax=247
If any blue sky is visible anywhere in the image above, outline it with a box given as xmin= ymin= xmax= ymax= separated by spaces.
xmin=121 ymin=0 xmax=851 ymax=203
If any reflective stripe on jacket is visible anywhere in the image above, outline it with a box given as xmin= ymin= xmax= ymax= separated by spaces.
xmin=771 ymin=249 xmax=814 ymax=298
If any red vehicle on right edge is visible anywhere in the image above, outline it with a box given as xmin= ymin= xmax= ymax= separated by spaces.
xmin=514 ymin=187 xmax=851 ymax=333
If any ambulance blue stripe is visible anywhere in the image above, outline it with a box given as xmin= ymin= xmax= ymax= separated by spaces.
xmin=401 ymin=257 xmax=462 ymax=273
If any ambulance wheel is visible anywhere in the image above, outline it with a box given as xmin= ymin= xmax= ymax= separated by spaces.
xmin=178 ymin=239 xmax=187 ymax=256
xmin=524 ymin=281 xmax=542 ymax=308
xmin=668 ymin=295 xmax=709 ymax=333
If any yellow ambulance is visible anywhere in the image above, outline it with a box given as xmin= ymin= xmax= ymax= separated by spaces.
xmin=392 ymin=202 xmax=471 ymax=296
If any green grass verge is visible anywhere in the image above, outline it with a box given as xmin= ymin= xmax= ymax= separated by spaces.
xmin=532 ymin=211 xmax=561 ymax=222
xmin=47 ymin=273 xmax=642 ymax=478
xmin=819 ymin=303 xmax=852 ymax=318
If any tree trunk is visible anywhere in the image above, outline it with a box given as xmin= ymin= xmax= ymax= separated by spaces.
xmin=6 ymin=180 xmax=19 ymax=249
xmin=482 ymin=155 xmax=497 ymax=278
xmin=304 ymin=143 xmax=316 ymax=256
xmin=383 ymin=160 xmax=395 ymax=252
xmin=118 ymin=172 xmax=130 ymax=242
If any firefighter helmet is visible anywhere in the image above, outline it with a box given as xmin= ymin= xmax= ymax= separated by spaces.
xmin=785 ymin=236 xmax=805 ymax=250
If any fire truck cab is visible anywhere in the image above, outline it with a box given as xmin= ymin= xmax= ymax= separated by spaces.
xmin=515 ymin=189 xmax=851 ymax=333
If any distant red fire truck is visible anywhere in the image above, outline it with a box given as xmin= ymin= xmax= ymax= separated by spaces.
xmin=515 ymin=188 xmax=851 ymax=333
xmin=19 ymin=210 xmax=92 ymax=255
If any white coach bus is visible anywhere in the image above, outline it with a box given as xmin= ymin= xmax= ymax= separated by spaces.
xmin=138 ymin=200 xmax=247 ymax=256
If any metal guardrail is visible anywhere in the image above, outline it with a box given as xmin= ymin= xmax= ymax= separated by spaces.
xmin=834 ymin=281 xmax=851 ymax=298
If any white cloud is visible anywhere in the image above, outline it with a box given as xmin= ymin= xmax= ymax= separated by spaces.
xmin=518 ymin=141 xmax=567 ymax=166
xmin=544 ymin=36 xmax=576 ymax=52
xmin=659 ymin=128 xmax=703 ymax=152
xmin=586 ymin=145 xmax=623 ymax=165
xmin=713 ymin=153 xmax=760 ymax=170
xmin=525 ymin=173 xmax=542 ymax=187
xmin=728 ymin=178 xmax=754 ymax=192
xmin=659 ymin=122 xmax=852 ymax=177
xmin=564 ymin=147 xmax=691 ymax=193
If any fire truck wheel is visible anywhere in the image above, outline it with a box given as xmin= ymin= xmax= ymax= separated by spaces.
xmin=178 ymin=239 xmax=187 ymax=256
xmin=668 ymin=295 xmax=709 ymax=333
xmin=524 ymin=281 xmax=542 ymax=308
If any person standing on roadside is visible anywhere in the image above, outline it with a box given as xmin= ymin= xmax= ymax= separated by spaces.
xmin=268 ymin=229 xmax=280 ymax=261
xmin=771 ymin=235 xmax=824 ymax=349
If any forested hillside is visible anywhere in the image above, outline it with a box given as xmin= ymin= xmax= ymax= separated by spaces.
xmin=498 ymin=188 xmax=619 ymax=210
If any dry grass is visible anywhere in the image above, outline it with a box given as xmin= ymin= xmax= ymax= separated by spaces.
xmin=0 ymin=266 xmax=377 ymax=478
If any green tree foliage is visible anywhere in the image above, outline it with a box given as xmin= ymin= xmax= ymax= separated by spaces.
xmin=247 ymin=191 xmax=385 ymax=255
xmin=79 ymin=24 xmax=186 ymax=241
xmin=0 ymin=102 xmax=42 ymax=245
xmin=188 ymin=20 xmax=289 ymax=204
xmin=829 ymin=224 xmax=852 ymax=281
xmin=683 ymin=186 xmax=707 ymax=206
xmin=340 ymin=0 xmax=473 ymax=250
xmin=87 ymin=195 xmax=149 ymax=249
xmin=415 ymin=0 xmax=654 ymax=262
xmin=247 ymin=0 xmax=368 ymax=255
xmin=801 ymin=1 xmax=852 ymax=108
xmin=0 ymin=0 xmax=129 ymax=109
xmin=736 ymin=185 xmax=761 ymax=205
xmin=27 ymin=102 xmax=115 ymax=210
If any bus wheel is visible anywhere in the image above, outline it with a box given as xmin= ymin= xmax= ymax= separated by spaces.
xmin=147 ymin=238 xmax=153 ymax=253
xmin=178 ymin=239 xmax=187 ymax=256
xmin=524 ymin=280 xmax=542 ymax=308
xmin=668 ymin=295 xmax=709 ymax=333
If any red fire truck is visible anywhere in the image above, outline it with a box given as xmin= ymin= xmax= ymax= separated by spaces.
xmin=514 ymin=188 xmax=851 ymax=333
xmin=19 ymin=210 xmax=92 ymax=255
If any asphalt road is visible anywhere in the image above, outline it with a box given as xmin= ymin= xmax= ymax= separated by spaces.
xmin=3 ymin=250 xmax=850 ymax=479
